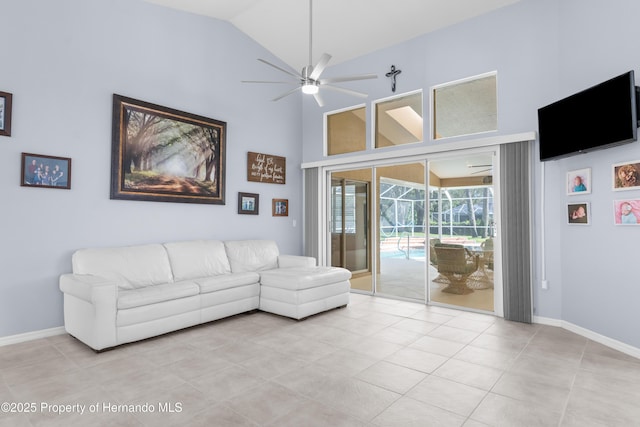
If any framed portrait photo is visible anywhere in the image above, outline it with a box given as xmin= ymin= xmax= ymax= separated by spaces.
xmin=272 ymin=198 xmax=288 ymax=217
xmin=0 ymin=91 xmax=12 ymax=137
xmin=21 ymin=153 xmax=71 ymax=190
xmin=613 ymin=199 xmax=640 ymax=225
xmin=567 ymin=202 xmax=589 ymax=225
xmin=567 ymin=168 xmax=591 ymax=195
xmin=612 ymin=160 xmax=640 ymax=191
xmin=238 ymin=192 xmax=259 ymax=215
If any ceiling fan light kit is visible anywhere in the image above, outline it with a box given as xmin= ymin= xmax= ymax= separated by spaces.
xmin=242 ymin=0 xmax=377 ymax=106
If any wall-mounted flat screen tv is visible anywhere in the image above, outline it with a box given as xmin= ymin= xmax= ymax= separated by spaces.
xmin=538 ymin=70 xmax=639 ymax=161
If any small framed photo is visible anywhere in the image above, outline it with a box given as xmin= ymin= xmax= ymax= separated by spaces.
xmin=567 ymin=202 xmax=589 ymax=225
xmin=21 ymin=153 xmax=71 ymax=189
xmin=272 ymin=198 xmax=288 ymax=217
xmin=567 ymin=168 xmax=591 ymax=195
xmin=614 ymin=199 xmax=640 ymax=225
xmin=238 ymin=192 xmax=259 ymax=215
xmin=0 ymin=91 xmax=12 ymax=137
xmin=612 ymin=160 xmax=640 ymax=191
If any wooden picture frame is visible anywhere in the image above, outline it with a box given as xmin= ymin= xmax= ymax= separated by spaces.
xmin=238 ymin=192 xmax=259 ymax=215
xmin=612 ymin=160 xmax=640 ymax=191
xmin=21 ymin=152 xmax=71 ymax=189
xmin=110 ymin=94 xmax=226 ymax=204
xmin=247 ymin=151 xmax=286 ymax=184
xmin=0 ymin=91 xmax=12 ymax=137
xmin=567 ymin=168 xmax=591 ymax=195
xmin=567 ymin=202 xmax=589 ymax=225
xmin=272 ymin=198 xmax=288 ymax=216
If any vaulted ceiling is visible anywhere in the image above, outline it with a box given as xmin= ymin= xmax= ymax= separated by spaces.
xmin=140 ymin=0 xmax=520 ymax=71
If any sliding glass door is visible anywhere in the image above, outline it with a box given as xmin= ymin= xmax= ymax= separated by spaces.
xmin=330 ymin=169 xmax=372 ymax=292
xmin=325 ymin=149 xmax=499 ymax=314
xmin=375 ymin=162 xmax=427 ymax=302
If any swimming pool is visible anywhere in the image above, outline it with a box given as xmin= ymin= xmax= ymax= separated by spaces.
xmin=380 ymin=249 xmax=426 ymax=259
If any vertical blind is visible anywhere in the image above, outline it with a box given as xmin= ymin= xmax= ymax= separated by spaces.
xmin=500 ymin=141 xmax=533 ymax=323
xmin=304 ymin=167 xmax=319 ymax=261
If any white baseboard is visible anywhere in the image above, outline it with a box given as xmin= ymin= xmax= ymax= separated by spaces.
xmin=534 ymin=316 xmax=640 ymax=360
xmin=0 ymin=327 xmax=66 ymax=347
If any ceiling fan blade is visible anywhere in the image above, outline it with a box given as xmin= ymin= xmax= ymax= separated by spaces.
xmin=312 ymin=92 xmax=324 ymax=107
xmin=469 ymin=164 xmax=492 ymax=168
xmin=321 ymin=84 xmax=368 ymax=98
xmin=309 ymin=53 xmax=331 ymax=81
xmin=257 ymin=58 xmax=302 ymax=80
xmin=319 ymin=73 xmax=378 ymax=84
xmin=241 ymin=80 xmax=297 ymax=84
xmin=271 ymin=86 xmax=302 ymax=102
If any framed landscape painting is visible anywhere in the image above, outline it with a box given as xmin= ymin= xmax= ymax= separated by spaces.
xmin=110 ymin=94 xmax=226 ymax=204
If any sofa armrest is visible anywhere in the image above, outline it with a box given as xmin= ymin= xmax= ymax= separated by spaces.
xmin=59 ymin=274 xmax=119 ymax=351
xmin=278 ymin=255 xmax=316 ymax=268
xmin=59 ymin=274 xmax=118 ymax=304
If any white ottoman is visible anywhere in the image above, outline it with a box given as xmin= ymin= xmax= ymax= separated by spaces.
xmin=259 ymin=266 xmax=351 ymax=319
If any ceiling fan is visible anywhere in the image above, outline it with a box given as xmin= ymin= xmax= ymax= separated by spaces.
xmin=242 ymin=0 xmax=377 ymax=107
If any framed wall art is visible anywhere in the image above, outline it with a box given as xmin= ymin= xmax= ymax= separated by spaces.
xmin=613 ymin=199 xmax=640 ymax=225
xmin=21 ymin=152 xmax=71 ymax=189
xmin=612 ymin=160 xmax=640 ymax=191
xmin=238 ymin=192 xmax=259 ymax=215
xmin=111 ymin=94 xmax=226 ymax=204
xmin=567 ymin=168 xmax=591 ymax=195
xmin=247 ymin=151 xmax=286 ymax=184
xmin=272 ymin=198 xmax=288 ymax=216
xmin=567 ymin=202 xmax=589 ymax=225
xmin=0 ymin=91 xmax=12 ymax=137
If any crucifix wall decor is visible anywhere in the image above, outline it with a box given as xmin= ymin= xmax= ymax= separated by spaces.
xmin=385 ymin=65 xmax=402 ymax=92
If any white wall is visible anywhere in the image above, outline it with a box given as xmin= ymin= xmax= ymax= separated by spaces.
xmin=301 ymin=0 xmax=640 ymax=349
xmin=0 ymin=0 xmax=303 ymax=337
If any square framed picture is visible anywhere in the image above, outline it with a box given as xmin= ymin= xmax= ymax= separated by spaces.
xmin=21 ymin=152 xmax=71 ymax=189
xmin=612 ymin=160 xmax=640 ymax=191
xmin=238 ymin=192 xmax=259 ymax=215
xmin=272 ymin=198 xmax=288 ymax=217
xmin=613 ymin=199 xmax=640 ymax=225
xmin=567 ymin=168 xmax=591 ymax=195
xmin=567 ymin=202 xmax=589 ymax=225
xmin=0 ymin=91 xmax=12 ymax=137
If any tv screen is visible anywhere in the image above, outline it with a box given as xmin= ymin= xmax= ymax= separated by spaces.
xmin=538 ymin=71 xmax=638 ymax=161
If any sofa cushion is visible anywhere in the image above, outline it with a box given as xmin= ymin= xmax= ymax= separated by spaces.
xmin=259 ymin=267 xmax=352 ymax=290
xmin=117 ymin=282 xmax=200 ymax=310
xmin=195 ymin=272 xmax=260 ymax=294
xmin=72 ymin=244 xmax=173 ymax=290
xmin=224 ymin=240 xmax=279 ymax=273
xmin=164 ymin=240 xmax=231 ymax=281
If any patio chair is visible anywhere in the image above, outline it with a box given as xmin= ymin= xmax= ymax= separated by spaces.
xmin=433 ymin=243 xmax=479 ymax=294
xmin=429 ymin=238 xmax=449 ymax=284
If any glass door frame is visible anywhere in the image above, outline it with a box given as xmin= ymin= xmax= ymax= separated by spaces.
xmin=319 ymin=146 xmax=504 ymax=316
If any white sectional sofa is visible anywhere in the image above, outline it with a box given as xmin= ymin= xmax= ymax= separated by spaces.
xmin=59 ymin=240 xmax=351 ymax=351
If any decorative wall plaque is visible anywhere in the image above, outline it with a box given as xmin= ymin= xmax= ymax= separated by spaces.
xmin=247 ymin=151 xmax=286 ymax=184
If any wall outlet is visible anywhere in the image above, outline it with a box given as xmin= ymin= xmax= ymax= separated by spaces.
xmin=292 ymin=220 xmax=297 ymax=227
xmin=541 ymin=280 xmax=549 ymax=290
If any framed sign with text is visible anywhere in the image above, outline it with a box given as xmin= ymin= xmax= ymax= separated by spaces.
xmin=247 ymin=151 xmax=286 ymax=184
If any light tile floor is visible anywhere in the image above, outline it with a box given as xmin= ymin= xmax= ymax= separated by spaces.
xmin=1 ymin=294 xmax=640 ymax=426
